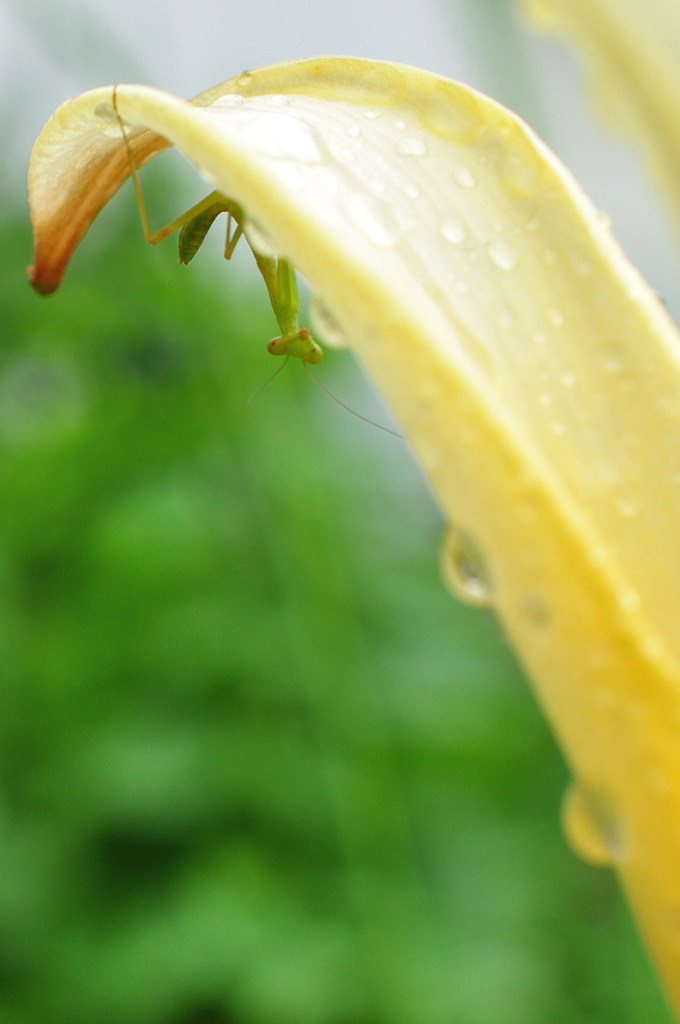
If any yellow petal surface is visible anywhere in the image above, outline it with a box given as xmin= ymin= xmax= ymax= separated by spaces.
xmin=519 ymin=0 xmax=680 ymax=232
xmin=27 ymin=57 xmax=680 ymax=1013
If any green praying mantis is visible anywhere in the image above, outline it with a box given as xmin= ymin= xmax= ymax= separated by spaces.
xmin=112 ymin=88 xmax=401 ymax=436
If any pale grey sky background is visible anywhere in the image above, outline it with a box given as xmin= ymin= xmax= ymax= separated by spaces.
xmin=3 ymin=0 xmax=680 ymax=318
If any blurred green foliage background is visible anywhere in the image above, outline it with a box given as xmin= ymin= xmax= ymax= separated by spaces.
xmin=0 ymin=1 xmax=676 ymax=1019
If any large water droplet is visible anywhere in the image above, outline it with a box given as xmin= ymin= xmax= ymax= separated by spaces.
xmin=210 ymin=109 xmax=329 ymax=165
xmin=394 ymin=136 xmax=428 ymax=157
xmin=562 ymin=783 xmax=626 ymax=867
xmin=486 ymin=237 xmax=518 ymax=272
xmin=419 ymin=80 xmax=483 ymax=143
xmin=210 ymin=94 xmax=247 ymax=108
xmin=439 ymin=216 xmax=468 ymax=245
xmin=308 ymin=297 xmax=348 ymax=350
xmin=495 ymin=127 xmax=543 ymax=196
xmin=439 ymin=525 xmax=493 ymax=607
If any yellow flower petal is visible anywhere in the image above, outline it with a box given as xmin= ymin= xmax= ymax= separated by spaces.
xmin=27 ymin=57 xmax=680 ymax=1011
xmin=519 ymin=0 xmax=680 ymax=229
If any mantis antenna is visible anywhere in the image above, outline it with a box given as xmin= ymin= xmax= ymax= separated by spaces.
xmin=112 ymin=86 xmax=403 ymax=438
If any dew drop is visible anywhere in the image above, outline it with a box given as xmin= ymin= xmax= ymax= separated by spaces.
xmin=560 ymin=370 xmax=576 ymax=387
xmin=394 ymin=136 xmax=428 ymax=157
xmin=496 ymin=135 xmax=543 ymax=197
xmin=264 ymin=94 xmax=291 ymax=107
xmin=210 ymin=93 xmax=247 ymax=108
xmin=364 ymin=108 xmax=381 ymax=120
xmin=235 ymin=111 xmax=329 ymax=164
xmin=615 ymin=485 xmax=639 ymax=518
xmin=546 ymin=306 xmax=564 ymax=327
xmin=243 ymin=218 xmax=278 ymax=258
xmin=347 ymin=123 xmax=362 ymax=138
xmin=439 ymin=215 xmax=468 ymax=245
xmin=402 ymin=182 xmax=421 ymax=200
xmin=562 ymin=783 xmax=626 ymax=867
xmin=617 ymin=587 xmax=641 ymax=613
xmin=393 ymin=118 xmax=406 ymax=131
xmin=308 ymin=297 xmax=348 ymax=350
xmin=533 ymin=331 xmax=547 ymax=345
xmin=419 ymin=80 xmax=483 ymax=143
xmin=601 ymin=345 xmax=626 ymax=373
xmin=453 ymin=167 xmax=476 ymax=189
xmin=439 ymin=525 xmax=493 ymax=607
xmin=486 ymin=237 xmax=518 ymax=271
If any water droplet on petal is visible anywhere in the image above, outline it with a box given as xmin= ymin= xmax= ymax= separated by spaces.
xmin=210 ymin=94 xmax=247 ymax=108
xmin=394 ymin=136 xmax=428 ymax=156
xmin=264 ymin=94 xmax=291 ymax=107
xmin=601 ymin=346 xmax=626 ymax=373
xmin=495 ymin=126 xmax=543 ymax=196
xmin=308 ymin=297 xmax=348 ymax=350
xmin=233 ymin=111 xmax=329 ymax=164
xmin=486 ymin=237 xmax=518 ymax=271
xmin=402 ymin=182 xmax=421 ymax=200
xmin=453 ymin=167 xmax=476 ymax=189
xmin=439 ymin=525 xmax=493 ymax=607
xmin=562 ymin=783 xmax=626 ymax=866
xmin=617 ymin=587 xmax=641 ymax=613
xmin=439 ymin=216 xmax=468 ymax=244
xmin=615 ymin=486 xmax=639 ymax=518
xmin=347 ymin=123 xmax=362 ymax=138
xmin=546 ymin=307 xmax=564 ymax=327
xmin=419 ymin=80 xmax=483 ymax=143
